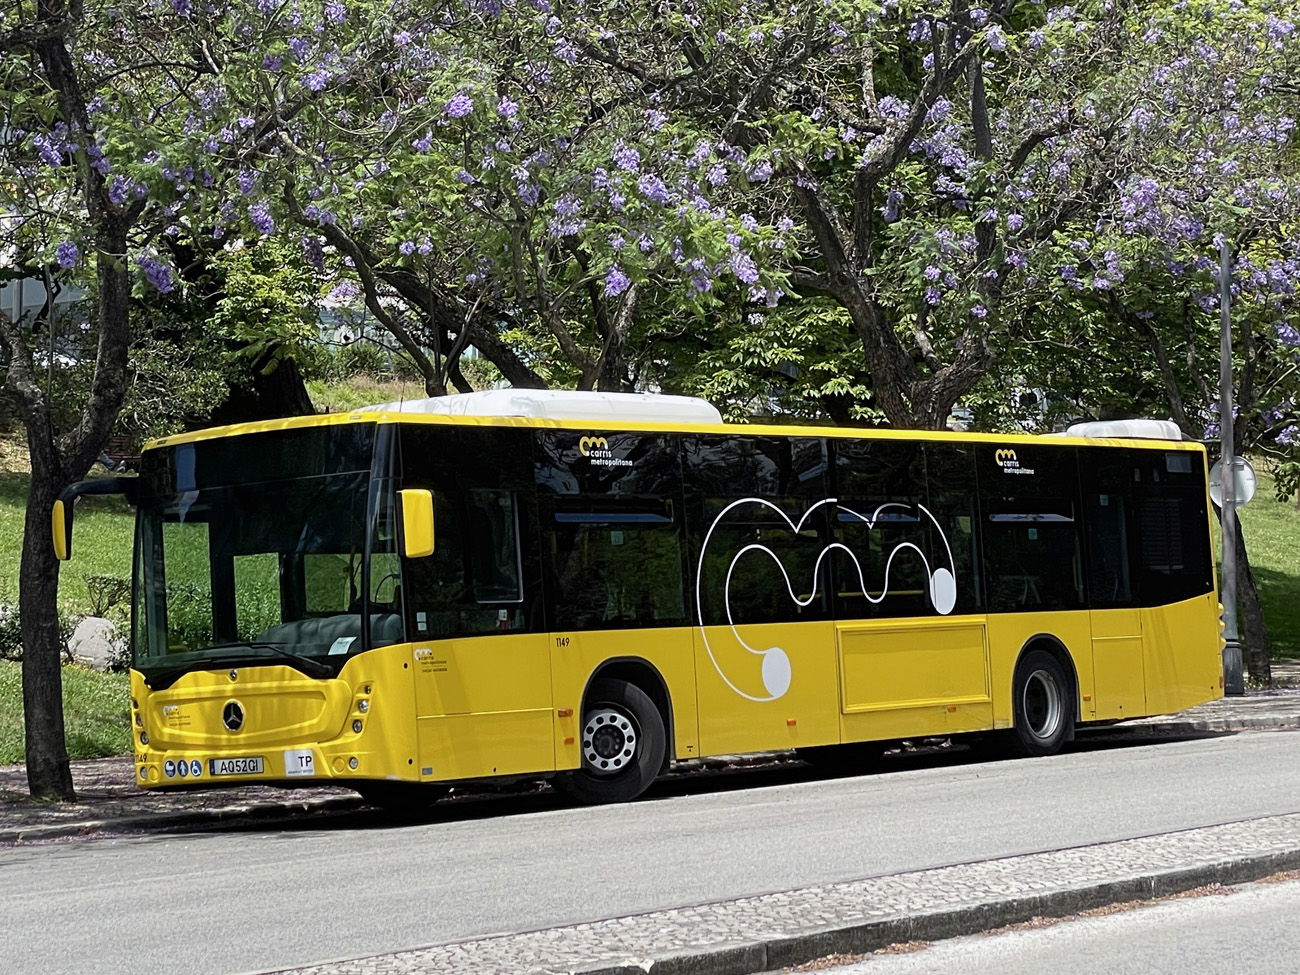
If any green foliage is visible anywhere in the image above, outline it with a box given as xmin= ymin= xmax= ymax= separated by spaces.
xmin=1238 ymin=467 xmax=1300 ymax=659
xmin=211 ymin=239 xmax=324 ymax=370
xmin=0 ymin=661 xmax=132 ymax=764
xmin=0 ymin=473 xmax=135 ymax=619
xmin=85 ymin=576 xmax=130 ymax=619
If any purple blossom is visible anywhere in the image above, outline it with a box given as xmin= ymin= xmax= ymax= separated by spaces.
xmin=302 ymin=237 xmax=325 ymax=272
xmin=881 ymin=188 xmax=903 ymax=222
xmin=924 ymin=287 xmax=942 ymax=306
xmin=327 ymin=280 xmax=359 ymax=303
xmin=730 ymin=251 xmax=760 ymax=286
xmin=248 ymin=199 xmax=275 ymax=235
xmin=412 ymin=132 xmax=433 ymax=153
xmin=613 ymin=142 xmax=641 ymax=172
xmin=970 ymin=303 xmax=987 ymax=319
xmin=445 ymin=93 xmax=474 ymax=119
xmin=263 ymin=54 xmax=283 ymax=71
xmin=605 ymin=265 xmax=631 ymax=297
xmin=304 ymin=67 xmax=331 ymax=91
xmin=497 ymin=96 xmax=519 ymax=118
xmin=637 ymin=173 xmax=670 ymax=205
xmin=137 ymin=256 xmax=174 ymax=293
xmin=325 ymin=1 xmax=346 ymax=24
xmin=399 ymin=241 xmax=416 ymax=255
xmin=289 ymin=37 xmax=310 ymax=60
xmin=393 ymin=31 xmax=412 ymax=46
xmin=924 ymin=265 xmax=941 ymax=281
xmin=56 ymin=242 xmax=80 ymax=269
xmin=706 ymin=163 xmax=728 ymax=187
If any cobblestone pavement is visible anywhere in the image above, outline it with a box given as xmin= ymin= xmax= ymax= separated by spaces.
xmin=252 ymin=813 xmax=1300 ymax=975
xmin=2 ymin=661 xmax=1298 ymax=844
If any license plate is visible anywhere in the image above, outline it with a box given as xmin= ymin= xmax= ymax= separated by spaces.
xmin=209 ymin=756 xmax=265 ymax=776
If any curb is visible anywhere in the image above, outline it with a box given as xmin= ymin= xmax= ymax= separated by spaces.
xmin=1107 ymin=716 xmax=1300 ymax=736
xmin=0 ymin=793 xmax=364 ymax=844
xmin=574 ymin=849 xmax=1300 ymax=975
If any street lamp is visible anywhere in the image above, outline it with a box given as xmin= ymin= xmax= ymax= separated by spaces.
xmin=1219 ymin=238 xmax=1244 ymax=696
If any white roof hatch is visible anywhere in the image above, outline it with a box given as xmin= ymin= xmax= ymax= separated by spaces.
xmin=361 ymin=389 xmax=724 ymax=425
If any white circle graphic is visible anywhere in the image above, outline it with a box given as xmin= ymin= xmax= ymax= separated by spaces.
xmin=930 ymin=567 xmax=957 ymax=615
xmin=761 ymin=647 xmax=792 ymax=698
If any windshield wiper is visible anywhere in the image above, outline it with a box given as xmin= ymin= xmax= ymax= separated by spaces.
xmin=144 ymin=643 xmax=334 ymax=690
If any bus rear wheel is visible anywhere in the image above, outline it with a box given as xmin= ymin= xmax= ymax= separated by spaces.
xmin=554 ymin=678 xmax=666 ymax=805
xmin=1011 ymin=650 xmax=1073 ymax=757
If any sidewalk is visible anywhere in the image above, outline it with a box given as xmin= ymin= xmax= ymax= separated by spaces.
xmin=3 ymin=662 xmax=1298 ymax=845
xmin=254 ymin=812 xmax=1300 ymax=975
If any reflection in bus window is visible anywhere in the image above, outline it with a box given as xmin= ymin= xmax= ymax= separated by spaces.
xmin=536 ymin=432 xmax=686 ymax=631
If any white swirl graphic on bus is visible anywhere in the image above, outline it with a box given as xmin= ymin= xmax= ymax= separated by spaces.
xmin=695 ymin=497 xmax=957 ymax=702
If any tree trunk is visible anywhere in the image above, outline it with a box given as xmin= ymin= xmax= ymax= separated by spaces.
xmin=20 ymin=440 xmax=75 ymax=800
xmin=1233 ymin=526 xmax=1271 ymax=686
xmin=206 ymin=347 xmax=315 ymax=427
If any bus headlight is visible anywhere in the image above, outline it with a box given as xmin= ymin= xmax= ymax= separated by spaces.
xmin=352 ymin=719 xmax=363 ymax=734
xmin=357 ymin=699 xmax=370 ymax=713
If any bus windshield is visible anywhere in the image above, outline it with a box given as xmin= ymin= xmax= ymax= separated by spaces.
xmin=131 ymin=430 xmax=402 ymax=683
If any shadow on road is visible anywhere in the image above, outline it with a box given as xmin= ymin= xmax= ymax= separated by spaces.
xmin=150 ymin=729 xmax=1233 ymax=839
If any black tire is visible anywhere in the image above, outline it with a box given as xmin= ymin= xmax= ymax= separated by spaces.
xmin=554 ymin=678 xmax=666 ymax=805
xmin=797 ymin=741 xmax=887 ymax=776
xmin=1010 ymin=649 xmax=1074 ymax=757
xmin=356 ymin=782 xmax=449 ymax=811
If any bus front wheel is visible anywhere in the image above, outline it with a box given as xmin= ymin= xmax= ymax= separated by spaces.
xmin=555 ymin=678 xmax=666 ymax=804
xmin=1011 ymin=650 xmax=1073 ymax=757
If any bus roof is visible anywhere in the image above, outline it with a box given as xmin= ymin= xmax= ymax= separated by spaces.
xmin=144 ymin=391 xmax=1201 ymax=453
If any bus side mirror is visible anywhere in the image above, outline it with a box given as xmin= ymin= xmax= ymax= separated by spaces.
xmin=51 ymin=477 xmax=142 ymax=561
xmin=398 ymin=489 xmax=435 ymax=558
xmin=52 ymin=499 xmax=72 ymax=561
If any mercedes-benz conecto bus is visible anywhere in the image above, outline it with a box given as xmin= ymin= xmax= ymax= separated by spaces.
xmin=54 ymin=391 xmax=1224 ymax=805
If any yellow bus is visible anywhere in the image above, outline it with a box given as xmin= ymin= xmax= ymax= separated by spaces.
xmin=54 ymin=391 xmax=1223 ymax=806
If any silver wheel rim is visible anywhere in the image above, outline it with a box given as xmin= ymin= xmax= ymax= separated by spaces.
xmin=1023 ymin=669 xmax=1062 ymax=740
xmin=582 ymin=707 xmax=638 ymax=774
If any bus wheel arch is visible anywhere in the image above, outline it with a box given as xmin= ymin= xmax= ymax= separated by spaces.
xmin=586 ymin=658 xmax=674 ymax=774
xmin=1010 ymin=636 xmax=1079 ymax=757
xmin=554 ymin=659 xmax=671 ymax=804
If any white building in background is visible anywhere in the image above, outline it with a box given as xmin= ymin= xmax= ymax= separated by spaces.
xmin=0 ymin=271 xmax=83 ymax=325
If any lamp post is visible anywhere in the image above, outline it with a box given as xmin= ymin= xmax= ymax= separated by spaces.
xmin=1219 ymin=238 xmax=1244 ymax=696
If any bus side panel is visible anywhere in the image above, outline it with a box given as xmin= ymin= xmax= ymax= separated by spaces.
xmin=412 ymin=632 xmax=554 ymax=781
xmin=837 ymin=616 xmax=992 ymax=742
xmin=549 ymin=626 xmax=699 ymax=771
xmin=693 ymin=621 xmax=839 ymax=756
xmin=1141 ymin=592 xmax=1222 ymax=716
xmin=1088 ymin=608 xmax=1146 ymax=720
xmin=985 ymin=610 xmax=1093 ymax=728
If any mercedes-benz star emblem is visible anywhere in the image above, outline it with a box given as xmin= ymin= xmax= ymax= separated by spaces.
xmin=222 ymin=700 xmax=245 ymax=732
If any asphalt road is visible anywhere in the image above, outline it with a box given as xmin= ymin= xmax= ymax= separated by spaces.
xmin=825 ymin=877 xmax=1300 ymax=974
xmin=4 ymin=732 xmax=1300 ymax=975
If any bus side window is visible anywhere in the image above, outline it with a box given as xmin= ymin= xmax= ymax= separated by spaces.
xmin=978 ymin=445 xmax=1085 ymax=613
xmin=467 ymin=489 xmax=522 ymax=603
xmin=685 ymin=435 xmax=831 ymax=627
xmin=535 ymin=432 xmax=686 ymax=631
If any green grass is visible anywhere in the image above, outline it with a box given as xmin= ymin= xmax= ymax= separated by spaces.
xmin=1237 ymin=468 xmax=1300 ymax=659
xmin=0 ymin=472 xmax=135 ymax=616
xmin=0 ymin=660 xmax=131 ymax=764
